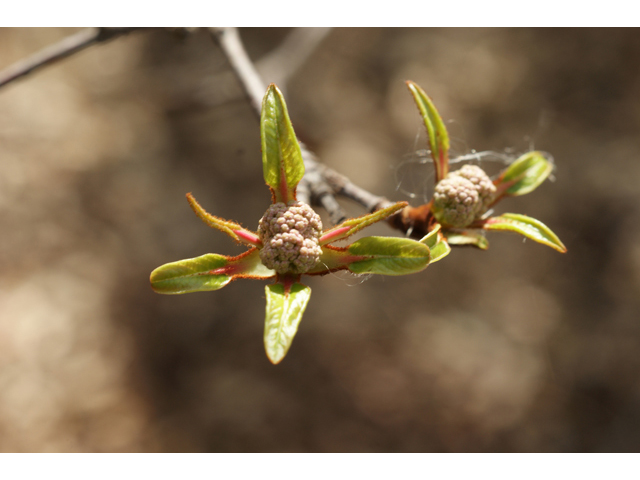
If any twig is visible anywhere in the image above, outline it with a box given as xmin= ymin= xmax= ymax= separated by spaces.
xmin=0 ymin=28 xmax=142 ymax=89
xmin=300 ymin=147 xmax=347 ymax=225
xmin=208 ymin=27 xmax=398 ymax=226
xmin=319 ymin=166 xmax=393 ymax=213
xmin=257 ymin=28 xmax=332 ymax=93
xmin=188 ymin=28 xmax=331 ymax=112
xmin=0 ymin=26 xmax=422 ymax=233
xmin=208 ymin=27 xmax=266 ymax=121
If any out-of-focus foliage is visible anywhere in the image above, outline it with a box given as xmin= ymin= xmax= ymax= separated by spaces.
xmin=1 ymin=28 xmax=640 ymax=452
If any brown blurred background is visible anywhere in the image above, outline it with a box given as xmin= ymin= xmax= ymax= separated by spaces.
xmin=0 ymin=28 xmax=639 ymax=452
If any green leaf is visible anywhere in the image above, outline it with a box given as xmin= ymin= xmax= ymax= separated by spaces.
xmin=305 ymin=245 xmax=351 ymax=274
xmin=264 ymin=282 xmax=311 ymax=364
xmin=319 ymin=202 xmax=407 ymax=245
xmin=347 ymin=236 xmax=431 ymax=276
xmin=186 ymin=193 xmax=261 ymax=247
xmin=406 ymin=81 xmax=450 ymax=182
xmin=150 ymin=249 xmax=274 ymax=294
xmin=150 ymin=254 xmax=231 ymax=294
xmin=261 ymin=84 xmax=305 ymax=204
xmin=429 ymin=237 xmax=451 ymax=263
xmin=444 ymin=230 xmax=489 ymax=250
xmin=419 ymin=224 xmax=451 ymax=263
xmin=495 ymin=151 xmax=553 ymax=198
xmin=420 ymin=223 xmax=441 ymax=249
xmin=482 ymin=213 xmax=567 ymax=253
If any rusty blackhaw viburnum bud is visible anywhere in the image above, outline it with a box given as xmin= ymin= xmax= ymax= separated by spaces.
xmin=455 ymin=165 xmax=497 ymax=213
xmin=150 ymin=84 xmax=440 ymax=365
xmin=433 ymin=165 xmax=496 ymax=228
xmin=258 ymin=201 xmax=323 ymax=274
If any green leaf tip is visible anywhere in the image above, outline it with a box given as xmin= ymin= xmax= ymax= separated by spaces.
xmin=483 ymin=213 xmax=567 ymax=253
xmin=264 ymin=281 xmax=311 ymax=364
xmin=495 ymin=151 xmax=554 ymax=198
xmin=406 ymin=81 xmax=450 ymax=182
xmin=261 ymin=84 xmax=305 ymax=204
xmin=419 ymin=224 xmax=451 ymax=263
xmin=444 ymin=230 xmax=490 ymax=250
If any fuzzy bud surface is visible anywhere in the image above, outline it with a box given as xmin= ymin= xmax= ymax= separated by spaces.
xmin=258 ymin=201 xmax=323 ymax=274
xmin=433 ymin=164 xmax=496 ymax=227
xmin=433 ymin=175 xmax=480 ymax=227
xmin=454 ymin=165 xmax=497 ymax=213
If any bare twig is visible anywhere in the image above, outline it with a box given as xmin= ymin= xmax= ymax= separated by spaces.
xmin=320 ymin=166 xmax=393 ymax=213
xmin=257 ymin=28 xmax=332 ymax=93
xmin=186 ymin=28 xmax=331 ymax=112
xmin=208 ymin=27 xmax=266 ymax=121
xmin=0 ymin=28 xmax=142 ymax=89
xmin=0 ymin=26 xmax=422 ymax=233
xmin=300 ymin=147 xmax=347 ymax=225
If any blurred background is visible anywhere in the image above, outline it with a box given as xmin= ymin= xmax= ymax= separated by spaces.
xmin=0 ymin=28 xmax=639 ymax=452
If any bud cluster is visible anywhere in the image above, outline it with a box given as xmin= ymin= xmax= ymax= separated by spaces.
xmin=258 ymin=201 xmax=323 ymax=274
xmin=433 ymin=165 xmax=497 ymax=228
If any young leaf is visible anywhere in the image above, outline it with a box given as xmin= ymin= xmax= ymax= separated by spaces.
xmin=406 ymin=81 xmax=450 ymax=182
xmin=186 ymin=193 xmax=261 ymax=247
xmin=319 ymin=201 xmax=407 ymax=245
xmin=150 ymin=249 xmax=274 ymax=294
xmin=304 ymin=245 xmax=352 ymax=274
xmin=264 ymin=282 xmax=311 ymax=364
xmin=261 ymin=84 xmax=305 ymax=204
xmin=482 ymin=213 xmax=567 ymax=253
xmin=444 ymin=230 xmax=489 ymax=250
xmin=347 ymin=236 xmax=431 ymax=275
xmin=494 ymin=151 xmax=553 ymax=198
xmin=309 ymin=237 xmax=432 ymax=275
xmin=151 ymin=254 xmax=231 ymax=294
xmin=419 ymin=224 xmax=451 ymax=263
xmin=429 ymin=236 xmax=451 ymax=263
xmin=419 ymin=223 xmax=441 ymax=249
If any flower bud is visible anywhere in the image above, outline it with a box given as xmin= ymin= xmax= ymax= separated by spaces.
xmin=454 ymin=165 xmax=496 ymax=213
xmin=258 ymin=201 xmax=323 ymax=274
xmin=433 ymin=175 xmax=480 ymax=227
xmin=432 ymin=165 xmax=496 ymax=227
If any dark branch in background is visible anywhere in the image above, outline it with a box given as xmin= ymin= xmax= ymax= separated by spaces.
xmin=208 ymin=28 xmax=266 ymax=122
xmin=0 ymin=26 xmax=410 ymax=232
xmin=256 ymin=27 xmax=332 ymax=95
xmin=190 ymin=28 xmax=332 ymax=113
xmin=0 ymin=28 xmax=142 ymax=89
xmin=209 ymin=27 xmax=396 ymax=227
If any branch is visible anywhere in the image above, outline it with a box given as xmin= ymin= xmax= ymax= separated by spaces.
xmin=208 ymin=27 xmax=266 ymax=121
xmin=257 ymin=27 xmax=332 ymax=93
xmin=299 ymin=147 xmax=347 ymax=225
xmin=208 ymin=27 xmax=398 ymax=226
xmin=0 ymin=28 xmax=142 ymax=89
xmin=2 ymin=26 xmax=422 ymax=235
